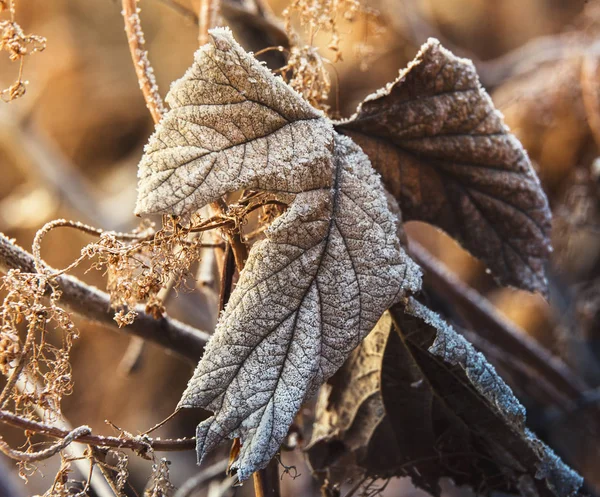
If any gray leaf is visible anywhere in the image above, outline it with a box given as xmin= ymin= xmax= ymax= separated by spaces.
xmin=134 ymin=28 xmax=421 ymax=481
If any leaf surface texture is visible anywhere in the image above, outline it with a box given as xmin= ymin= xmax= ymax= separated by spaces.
xmin=309 ymin=301 xmax=583 ymax=497
xmin=134 ymin=28 xmax=421 ymax=481
xmin=337 ymin=39 xmax=552 ymax=293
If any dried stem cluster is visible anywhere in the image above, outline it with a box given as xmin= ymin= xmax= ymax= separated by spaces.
xmin=0 ymin=0 xmax=46 ymax=101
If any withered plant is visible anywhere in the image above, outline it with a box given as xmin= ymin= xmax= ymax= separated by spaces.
xmin=0 ymin=1 xmax=598 ymax=497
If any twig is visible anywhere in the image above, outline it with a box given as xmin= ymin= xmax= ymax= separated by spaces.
xmin=253 ymin=457 xmax=281 ymax=497
xmin=121 ymin=0 xmax=167 ymax=123
xmin=173 ymin=459 xmax=229 ymax=497
xmin=218 ymin=242 xmax=236 ymax=311
xmin=210 ymin=193 xmax=249 ymax=274
xmin=0 ymin=410 xmax=195 ymax=452
xmin=0 ymin=233 xmax=209 ymax=363
xmin=199 ymin=0 xmax=220 ymax=46
xmin=31 ymin=218 xmax=142 ymax=277
xmin=0 ymin=425 xmax=91 ymax=462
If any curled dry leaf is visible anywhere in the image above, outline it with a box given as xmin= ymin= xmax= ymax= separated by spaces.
xmin=337 ymin=39 xmax=552 ymax=294
xmin=135 ymin=28 xmax=421 ymax=481
xmin=309 ymin=300 xmax=583 ymax=497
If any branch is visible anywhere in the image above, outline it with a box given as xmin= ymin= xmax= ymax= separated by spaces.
xmin=253 ymin=458 xmax=281 ymax=497
xmin=198 ymin=0 xmax=220 ymax=46
xmin=0 ymin=425 xmax=92 ymax=462
xmin=0 ymin=233 xmax=208 ymax=363
xmin=0 ymin=410 xmax=195 ymax=453
xmin=121 ymin=0 xmax=167 ymax=123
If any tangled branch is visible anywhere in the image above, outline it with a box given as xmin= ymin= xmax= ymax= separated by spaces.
xmin=0 ymin=409 xmax=195 ymax=454
xmin=0 ymin=233 xmax=209 ymax=362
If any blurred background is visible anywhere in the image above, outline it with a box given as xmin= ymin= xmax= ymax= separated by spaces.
xmin=0 ymin=0 xmax=599 ymax=495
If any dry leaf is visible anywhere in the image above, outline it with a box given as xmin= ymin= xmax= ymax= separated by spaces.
xmin=337 ymin=39 xmax=552 ymax=294
xmin=134 ymin=28 xmax=332 ymax=218
xmin=135 ymin=28 xmax=421 ymax=481
xmin=178 ymin=132 xmax=420 ymax=481
xmin=309 ymin=300 xmax=584 ymax=497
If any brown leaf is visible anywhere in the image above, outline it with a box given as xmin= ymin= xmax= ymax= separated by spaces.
xmin=336 ymin=39 xmax=552 ymax=294
xmin=309 ymin=299 xmax=583 ymax=497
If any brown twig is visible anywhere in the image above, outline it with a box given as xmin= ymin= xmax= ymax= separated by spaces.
xmin=199 ymin=0 xmax=220 ymax=46
xmin=211 ymin=198 xmax=249 ymax=272
xmin=218 ymin=242 xmax=236 ymax=311
xmin=121 ymin=0 xmax=167 ymax=123
xmin=0 ymin=409 xmax=195 ymax=452
xmin=0 ymin=233 xmax=209 ymax=363
xmin=253 ymin=457 xmax=281 ymax=497
xmin=0 ymin=425 xmax=92 ymax=461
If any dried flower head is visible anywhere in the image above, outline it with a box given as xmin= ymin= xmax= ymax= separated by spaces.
xmin=82 ymin=216 xmax=205 ymax=326
xmin=0 ymin=1 xmax=46 ymax=101
xmin=279 ymin=44 xmax=331 ymax=110
xmin=280 ymin=0 xmax=360 ymax=109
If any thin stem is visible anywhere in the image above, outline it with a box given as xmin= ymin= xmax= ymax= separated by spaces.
xmin=253 ymin=457 xmax=281 ymax=497
xmin=0 ymin=410 xmax=195 ymax=452
xmin=218 ymin=242 xmax=236 ymax=312
xmin=121 ymin=0 xmax=167 ymax=123
xmin=198 ymin=0 xmax=220 ymax=46
xmin=0 ymin=425 xmax=91 ymax=462
xmin=32 ymin=218 xmax=144 ymax=276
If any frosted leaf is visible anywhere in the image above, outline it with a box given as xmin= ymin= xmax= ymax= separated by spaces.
xmin=178 ymin=134 xmax=421 ymax=481
xmin=337 ymin=39 xmax=552 ymax=294
xmin=309 ymin=300 xmax=583 ymax=497
xmin=134 ymin=28 xmax=421 ymax=481
xmin=135 ymin=28 xmax=333 ymax=217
